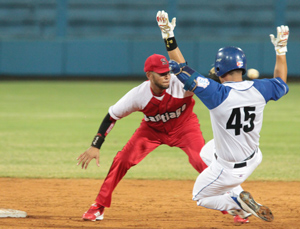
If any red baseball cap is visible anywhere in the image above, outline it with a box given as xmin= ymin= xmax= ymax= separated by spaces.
xmin=144 ymin=54 xmax=169 ymax=73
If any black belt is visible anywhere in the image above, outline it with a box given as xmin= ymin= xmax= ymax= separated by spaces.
xmin=214 ymin=151 xmax=256 ymax=169
xmin=233 ymin=162 xmax=247 ymax=168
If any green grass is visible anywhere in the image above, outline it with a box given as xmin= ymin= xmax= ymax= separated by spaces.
xmin=0 ymin=80 xmax=299 ymax=181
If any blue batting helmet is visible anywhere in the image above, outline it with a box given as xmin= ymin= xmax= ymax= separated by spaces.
xmin=214 ymin=46 xmax=247 ymax=77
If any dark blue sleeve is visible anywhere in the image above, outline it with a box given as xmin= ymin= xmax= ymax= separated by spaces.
xmin=193 ymin=79 xmax=231 ymax=110
xmin=176 ymin=65 xmax=231 ymax=110
xmin=252 ymin=77 xmax=289 ymax=102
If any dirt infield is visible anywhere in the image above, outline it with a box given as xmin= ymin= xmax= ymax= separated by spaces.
xmin=0 ymin=178 xmax=299 ymax=229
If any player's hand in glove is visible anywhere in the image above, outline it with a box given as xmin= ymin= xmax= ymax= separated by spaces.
xmin=156 ymin=10 xmax=176 ymax=39
xmin=270 ymin=25 xmax=289 ymax=55
xmin=169 ymin=60 xmax=201 ymax=92
xmin=169 ymin=60 xmax=182 ymax=75
xmin=77 ymin=146 xmax=100 ymax=169
xmin=208 ymin=67 xmax=221 ymax=83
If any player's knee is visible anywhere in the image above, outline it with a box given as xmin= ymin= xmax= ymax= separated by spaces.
xmin=113 ymin=154 xmax=135 ymax=168
xmin=189 ymin=158 xmax=207 ymax=173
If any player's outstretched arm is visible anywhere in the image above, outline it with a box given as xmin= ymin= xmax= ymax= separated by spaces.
xmin=77 ymin=113 xmax=116 ymax=169
xmin=77 ymin=146 xmax=100 ymax=170
xmin=270 ymin=25 xmax=289 ymax=83
xmin=169 ymin=60 xmax=202 ymax=91
xmin=156 ymin=10 xmax=185 ymax=64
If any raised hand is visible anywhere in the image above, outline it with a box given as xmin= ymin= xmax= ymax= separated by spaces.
xmin=156 ymin=10 xmax=176 ymax=39
xmin=270 ymin=25 xmax=289 ymax=55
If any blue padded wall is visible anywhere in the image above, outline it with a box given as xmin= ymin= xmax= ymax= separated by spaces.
xmin=0 ymin=0 xmax=299 ymax=77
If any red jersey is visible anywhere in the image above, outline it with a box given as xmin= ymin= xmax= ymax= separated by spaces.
xmin=109 ymin=74 xmax=197 ymax=133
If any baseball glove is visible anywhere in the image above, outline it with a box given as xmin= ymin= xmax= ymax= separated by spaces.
xmin=208 ymin=67 xmax=221 ymax=83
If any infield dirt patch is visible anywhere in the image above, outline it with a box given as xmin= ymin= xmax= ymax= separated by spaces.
xmin=0 ymin=178 xmax=299 ymax=229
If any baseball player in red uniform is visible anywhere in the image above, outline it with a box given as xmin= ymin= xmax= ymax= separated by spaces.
xmin=77 ymin=53 xmax=208 ymax=221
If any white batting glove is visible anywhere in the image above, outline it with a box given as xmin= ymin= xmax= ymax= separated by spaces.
xmin=156 ymin=10 xmax=176 ymax=39
xmin=270 ymin=25 xmax=289 ymax=55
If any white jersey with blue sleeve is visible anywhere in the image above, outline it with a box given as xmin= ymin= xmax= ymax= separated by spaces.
xmin=195 ymin=76 xmax=288 ymax=162
xmin=178 ymin=66 xmax=289 ymax=162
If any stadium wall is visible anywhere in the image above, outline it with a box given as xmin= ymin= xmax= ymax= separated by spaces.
xmin=1 ymin=39 xmax=300 ymax=77
xmin=0 ymin=0 xmax=299 ymax=78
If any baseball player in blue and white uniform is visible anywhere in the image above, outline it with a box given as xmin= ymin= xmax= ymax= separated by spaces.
xmin=157 ymin=10 xmax=289 ymax=223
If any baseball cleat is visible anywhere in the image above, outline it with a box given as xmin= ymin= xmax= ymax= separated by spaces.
xmin=82 ymin=203 xmax=105 ymax=221
xmin=227 ymin=209 xmax=252 ymax=218
xmin=238 ymin=191 xmax=274 ymax=222
xmin=227 ymin=209 xmax=251 ymax=224
xmin=233 ymin=215 xmax=249 ymax=223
